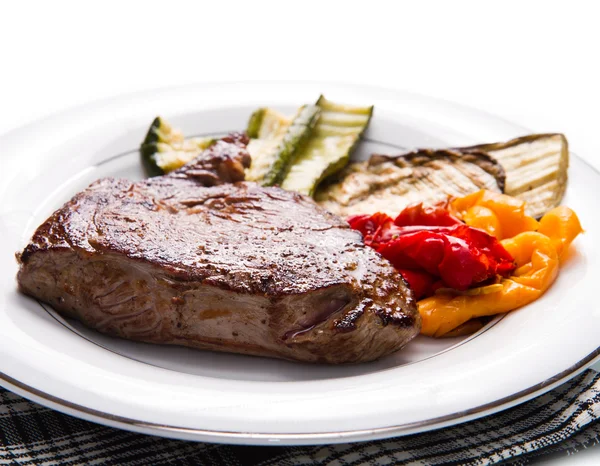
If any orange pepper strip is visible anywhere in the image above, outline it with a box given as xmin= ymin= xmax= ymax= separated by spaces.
xmin=538 ymin=206 xmax=583 ymax=259
xmin=461 ymin=205 xmax=501 ymax=238
xmin=419 ymin=232 xmax=558 ymax=337
xmin=450 ymin=190 xmax=539 ymax=240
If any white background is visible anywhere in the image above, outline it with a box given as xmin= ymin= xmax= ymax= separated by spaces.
xmin=1 ymin=1 xmax=599 ymax=463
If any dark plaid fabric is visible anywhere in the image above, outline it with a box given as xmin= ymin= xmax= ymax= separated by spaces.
xmin=1 ymin=370 xmax=600 ymax=465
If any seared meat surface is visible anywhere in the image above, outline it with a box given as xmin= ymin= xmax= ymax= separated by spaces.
xmin=17 ymin=134 xmax=420 ymax=363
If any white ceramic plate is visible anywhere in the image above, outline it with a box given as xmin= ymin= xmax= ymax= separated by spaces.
xmin=0 ymin=82 xmax=598 ymax=446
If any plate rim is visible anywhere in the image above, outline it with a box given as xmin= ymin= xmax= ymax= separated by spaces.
xmin=1 ymin=80 xmax=598 ymax=445
xmin=0 ymin=348 xmax=599 ymax=445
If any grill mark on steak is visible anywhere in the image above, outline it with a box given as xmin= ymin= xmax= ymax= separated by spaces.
xmin=16 ymin=133 xmax=421 ymax=363
xmin=334 ymin=298 xmax=373 ymax=333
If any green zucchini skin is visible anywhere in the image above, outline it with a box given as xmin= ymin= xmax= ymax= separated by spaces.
xmin=140 ymin=116 xmax=215 ymax=177
xmin=244 ymin=108 xmax=291 ymax=183
xmin=140 ymin=117 xmax=167 ymax=177
xmin=280 ymin=96 xmax=373 ymax=196
xmin=245 ymin=105 xmax=320 ymax=186
xmin=262 ymin=105 xmax=321 ymax=187
xmin=246 ymin=108 xmax=266 ymax=139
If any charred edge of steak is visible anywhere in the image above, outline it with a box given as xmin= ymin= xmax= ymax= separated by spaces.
xmin=171 ymin=132 xmax=251 ymax=186
xmin=333 ymin=298 xmax=372 ymax=333
xmin=334 ymin=291 xmax=418 ymax=333
xmin=368 ymin=148 xmax=506 ymax=193
xmin=374 ymin=307 xmax=417 ymax=328
xmin=18 ymin=208 xmax=70 ymax=265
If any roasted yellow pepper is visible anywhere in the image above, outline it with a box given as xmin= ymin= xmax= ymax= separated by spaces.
xmin=419 ymin=191 xmax=582 ymax=338
xmin=450 ymin=190 xmax=539 ymax=239
xmin=538 ymin=206 xmax=583 ymax=259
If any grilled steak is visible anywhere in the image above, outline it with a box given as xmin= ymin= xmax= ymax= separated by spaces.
xmin=16 ymin=134 xmax=420 ymax=363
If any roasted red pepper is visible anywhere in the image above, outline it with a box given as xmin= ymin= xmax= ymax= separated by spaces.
xmin=394 ymin=202 xmax=462 ymax=227
xmin=348 ymin=203 xmax=516 ymax=299
xmin=395 ymin=269 xmax=437 ymax=299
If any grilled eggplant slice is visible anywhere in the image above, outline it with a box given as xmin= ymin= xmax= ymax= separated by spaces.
xmin=315 ymin=149 xmax=505 ymax=217
xmin=245 ymin=106 xmax=320 ymax=186
xmin=459 ymin=134 xmax=568 ymax=218
xmin=281 ymin=96 xmax=373 ymax=196
xmin=141 ymin=117 xmax=215 ymax=177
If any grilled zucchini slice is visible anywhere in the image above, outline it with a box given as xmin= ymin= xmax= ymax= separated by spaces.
xmin=245 ymin=108 xmax=291 ymax=182
xmin=280 ymin=96 xmax=373 ymax=196
xmin=460 ymin=134 xmax=568 ymax=218
xmin=141 ymin=117 xmax=215 ymax=177
xmin=245 ymin=106 xmax=320 ymax=186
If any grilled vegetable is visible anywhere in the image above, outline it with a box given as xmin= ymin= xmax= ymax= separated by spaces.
xmin=315 ymin=149 xmax=505 ymax=217
xmin=280 ymin=96 xmax=373 ymax=196
xmin=245 ymin=106 xmax=320 ymax=186
xmin=420 ymin=203 xmax=582 ymax=338
xmin=450 ymin=190 xmax=540 ymax=240
xmin=459 ymin=134 xmax=568 ymax=218
xmin=245 ymin=108 xmax=291 ymax=182
xmin=246 ymin=108 xmax=269 ymax=139
xmin=141 ymin=117 xmax=215 ymax=177
xmin=348 ymin=204 xmax=516 ymax=299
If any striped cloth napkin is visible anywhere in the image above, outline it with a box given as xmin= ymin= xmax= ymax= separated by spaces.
xmin=1 ymin=370 xmax=599 ymax=465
